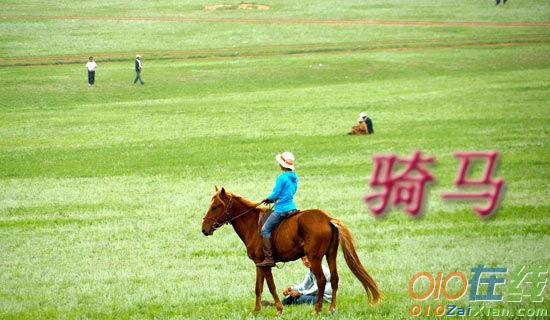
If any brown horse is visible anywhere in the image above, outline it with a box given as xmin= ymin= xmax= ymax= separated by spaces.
xmin=201 ymin=187 xmax=381 ymax=315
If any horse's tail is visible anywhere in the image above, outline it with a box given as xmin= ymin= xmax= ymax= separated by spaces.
xmin=330 ymin=218 xmax=381 ymax=304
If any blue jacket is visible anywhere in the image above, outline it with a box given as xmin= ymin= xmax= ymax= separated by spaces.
xmin=267 ymin=171 xmax=298 ymax=213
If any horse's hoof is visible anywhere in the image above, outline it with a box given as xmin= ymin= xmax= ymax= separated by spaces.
xmin=275 ymin=302 xmax=283 ymax=315
xmin=311 ymin=310 xmax=319 ymax=316
xmin=329 ymin=308 xmax=337 ymax=314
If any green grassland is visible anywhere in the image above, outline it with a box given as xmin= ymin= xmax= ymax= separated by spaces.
xmin=1 ymin=0 xmax=549 ymax=319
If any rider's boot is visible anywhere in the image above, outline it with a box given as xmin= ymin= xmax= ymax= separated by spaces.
xmin=256 ymin=237 xmax=275 ymax=267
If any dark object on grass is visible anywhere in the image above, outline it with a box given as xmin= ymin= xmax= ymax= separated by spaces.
xmin=364 ymin=116 xmax=374 ymax=134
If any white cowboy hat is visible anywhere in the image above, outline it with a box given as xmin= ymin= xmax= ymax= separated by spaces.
xmin=136 ymin=54 xmax=141 ymax=58
xmin=275 ymin=152 xmax=295 ymax=170
xmin=359 ymin=112 xmax=367 ymax=118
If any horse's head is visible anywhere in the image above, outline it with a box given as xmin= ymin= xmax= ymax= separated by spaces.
xmin=202 ymin=186 xmax=233 ymax=236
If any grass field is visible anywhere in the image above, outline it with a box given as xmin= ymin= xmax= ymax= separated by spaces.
xmin=1 ymin=1 xmax=549 ymax=319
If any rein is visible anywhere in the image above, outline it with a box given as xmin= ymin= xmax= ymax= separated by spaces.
xmin=206 ymin=196 xmax=264 ymax=230
xmin=225 ymin=197 xmax=264 ymax=225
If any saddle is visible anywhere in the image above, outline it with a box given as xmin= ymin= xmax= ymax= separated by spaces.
xmin=258 ymin=209 xmax=301 ymax=232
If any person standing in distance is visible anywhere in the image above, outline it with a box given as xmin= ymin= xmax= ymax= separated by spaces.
xmin=86 ymin=57 xmax=96 ymax=87
xmin=134 ymin=54 xmax=144 ymax=85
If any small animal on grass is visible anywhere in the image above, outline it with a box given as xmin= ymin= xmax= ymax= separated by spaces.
xmin=349 ymin=112 xmax=374 ymax=135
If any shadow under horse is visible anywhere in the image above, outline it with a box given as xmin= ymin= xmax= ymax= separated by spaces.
xmin=201 ymin=187 xmax=381 ymax=315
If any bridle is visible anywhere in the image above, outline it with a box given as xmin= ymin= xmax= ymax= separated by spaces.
xmin=203 ymin=195 xmax=264 ymax=231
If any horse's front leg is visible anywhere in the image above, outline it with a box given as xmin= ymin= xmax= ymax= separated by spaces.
xmin=254 ymin=267 xmax=264 ymax=312
xmin=260 ymin=267 xmax=283 ymax=315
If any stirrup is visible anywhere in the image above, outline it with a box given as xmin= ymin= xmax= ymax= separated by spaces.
xmin=256 ymin=259 xmax=275 ymax=267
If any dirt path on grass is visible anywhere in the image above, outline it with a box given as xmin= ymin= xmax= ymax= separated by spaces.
xmin=2 ymin=14 xmax=550 ymax=27
xmin=1 ymin=14 xmax=548 ymax=67
xmin=1 ymin=34 xmax=547 ymax=67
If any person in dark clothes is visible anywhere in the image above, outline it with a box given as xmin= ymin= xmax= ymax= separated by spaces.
xmin=85 ymin=57 xmax=96 ymax=87
xmin=360 ymin=112 xmax=374 ymax=134
xmin=134 ymin=54 xmax=144 ymax=85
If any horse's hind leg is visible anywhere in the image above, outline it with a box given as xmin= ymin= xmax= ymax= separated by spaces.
xmin=326 ymin=228 xmax=339 ymax=313
xmin=261 ymin=267 xmax=283 ymax=315
xmin=254 ymin=267 xmax=264 ymax=312
xmin=309 ymin=258 xmax=326 ymax=315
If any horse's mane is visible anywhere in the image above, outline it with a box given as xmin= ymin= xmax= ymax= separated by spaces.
xmin=234 ymin=194 xmax=260 ymax=208
xmin=216 ymin=188 xmax=266 ymax=211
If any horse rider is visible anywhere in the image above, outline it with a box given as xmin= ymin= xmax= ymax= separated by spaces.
xmin=256 ymin=151 xmax=299 ymax=267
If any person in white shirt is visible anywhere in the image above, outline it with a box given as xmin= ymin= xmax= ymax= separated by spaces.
xmin=85 ymin=57 xmax=97 ymax=87
xmin=263 ymin=256 xmax=332 ymax=306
